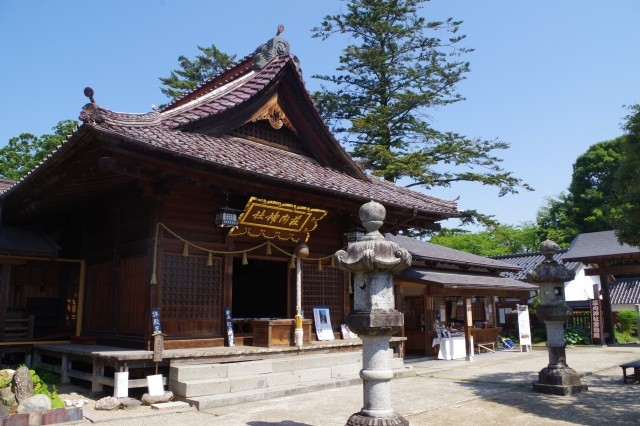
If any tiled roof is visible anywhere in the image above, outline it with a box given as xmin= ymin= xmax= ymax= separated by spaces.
xmin=386 ymin=234 xmax=520 ymax=271
xmin=0 ymin=226 xmax=60 ymax=258
xmin=0 ymin=179 xmax=14 ymax=194
xmin=88 ymin=124 xmax=457 ymax=214
xmin=610 ymin=278 xmax=640 ymax=305
xmin=399 ymin=268 xmax=537 ymax=291
xmin=562 ymin=230 xmax=640 ymax=261
xmin=491 ymin=250 xmax=582 ymax=281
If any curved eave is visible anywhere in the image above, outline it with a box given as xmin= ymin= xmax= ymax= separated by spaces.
xmin=87 ymin=124 xmax=458 ymax=221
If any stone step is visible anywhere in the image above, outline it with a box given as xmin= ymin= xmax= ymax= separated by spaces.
xmin=171 ymin=362 xmax=363 ymax=398
xmin=170 ymin=351 xmax=363 ymax=382
xmin=179 ymin=376 xmax=363 ymax=410
xmin=180 ymin=365 xmax=414 ymax=410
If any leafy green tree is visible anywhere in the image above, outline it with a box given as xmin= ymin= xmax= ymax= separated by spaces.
xmin=159 ymin=44 xmax=236 ymax=102
xmin=429 ymin=223 xmax=540 ymax=256
xmin=0 ymin=120 xmax=77 ymax=180
xmin=537 ymin=137 xmax=625 ymax=246
xmin=312 ymin=0 xmax=531 ymax=203
xmin=536 ymin=194 xmax=579 ymax=247
xmin=614 ymin=104 xmax=640 ymax=247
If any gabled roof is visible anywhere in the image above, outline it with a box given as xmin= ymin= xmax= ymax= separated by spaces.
xmin=610 ymin=278 xmax=640 ymax=305
xmin=0 ymin=33 xmax=459 ymax=223
xmin=562 ymin=230 xmax=640 ymax=262
xmin=491 ymin=250 xmax=582 ymax=281
xmin=386 ymin=234 xmax=520 ymax=272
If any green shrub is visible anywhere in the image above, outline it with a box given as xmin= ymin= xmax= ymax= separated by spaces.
xmin=614 ymin=329 xmax=638 ymax=344
xmin=532 ymin=326 xmax=546 ymax=344
xmin=29 ymin=369 xmax=64 ymax=408
xmin=616 ymin=310 xmax=639 ymax=334
xmin=564 ymin=325 xmax=591 ymax=345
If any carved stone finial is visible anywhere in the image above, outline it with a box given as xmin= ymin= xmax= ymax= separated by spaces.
xmin=540 ymin=239 xmax=559 ymax=261
xmin=276 ymin=24 xmax=284 ymax=36
xmin=359 ymin=200 xmax=385 ymax=235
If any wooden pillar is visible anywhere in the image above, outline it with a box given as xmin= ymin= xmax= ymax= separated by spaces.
xmin=464 ymin=297 xmax=474 ymax=361
xmin=0 ymin=264 xmax=10 ymax=340
xmin=222 ymin=253 xmax=233 ymax=334
xmin=598 ymin=269 xmax=614 ymax=344
xmin=75 ymin=261 xmax=86 ymax=337
xmin=91 ymin=356 xmax=104 ymax=392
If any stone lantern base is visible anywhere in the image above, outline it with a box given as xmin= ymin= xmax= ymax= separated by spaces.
xmin=346 ymin=412 xmax=409 ymax=426
xmin=532 ymin=367 xmax=588 ymax=395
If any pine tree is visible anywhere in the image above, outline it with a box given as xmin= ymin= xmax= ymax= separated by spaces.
xmin=312 ymin=0 xmax=531 ymax=200
xmin=159 ymin=44 xmax=236 ymax=102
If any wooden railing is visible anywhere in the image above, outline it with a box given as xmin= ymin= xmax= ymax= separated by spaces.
xmin=3 ymin=315 xmax=35 ymax=341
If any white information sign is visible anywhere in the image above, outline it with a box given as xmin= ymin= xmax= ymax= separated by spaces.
xmin=516 ymin=304 xmax=532 ymax=351
xmin=114 ymin=371 xmax=129 ymax=398
xmin=147 ymin=374 xmax=165 ymax=396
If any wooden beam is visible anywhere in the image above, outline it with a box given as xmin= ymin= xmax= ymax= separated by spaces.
xmin=584 ymin=264 xmax=640 ymax=276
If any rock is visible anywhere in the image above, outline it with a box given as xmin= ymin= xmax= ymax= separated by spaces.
xmin=94 ymin=396 xmax=121 ymax=410
xmin=0 ymin=369 xmax=15 ymax=384
xmin=16 ymin=394 xmax=52 ymax=413
xmin=141 ymin=391 xmax=173 ymax=405
xmin=119 ymin=397 xmax=142 ymax=409
xmin=0 ymin=403 xmax=8 ymax=422
xmin=0 ymin=386 xmax=16 ymax=407
xmin=10 ymin=366 xmax=33 ymax=404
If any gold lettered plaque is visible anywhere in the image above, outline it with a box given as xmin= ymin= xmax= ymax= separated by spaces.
xmin=228 ymin=197 xmax=327 ymax=242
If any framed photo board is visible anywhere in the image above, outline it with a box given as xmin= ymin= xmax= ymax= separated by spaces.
xmin=313 ymin=307 xmax=334 ymax=340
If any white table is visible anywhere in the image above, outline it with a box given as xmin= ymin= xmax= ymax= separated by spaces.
xmin=432 ymin=335 xmax=466 ymax=360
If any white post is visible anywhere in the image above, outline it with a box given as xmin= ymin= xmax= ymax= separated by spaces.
xmin=294 ymin=256 xmax=304 ymax=347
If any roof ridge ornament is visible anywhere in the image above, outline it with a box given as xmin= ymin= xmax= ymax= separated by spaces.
xmin=252 ymin=25 xmax=301 ymax=74
xmin=79 ymin=86 xmax=105 ymax=124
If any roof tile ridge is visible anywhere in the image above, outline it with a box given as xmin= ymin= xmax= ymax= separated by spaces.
xmin=160 ymin=53 xmax=255 ymax=111
xmin=0 ymin=122 xmax=84 ymax=199
xmin=79 ymin=103 xmax=162 ymax=128
xmin=159 ymin=69 xmax=258 ymax=120
xmin=371 ymin=178 xmax=458 ymax=210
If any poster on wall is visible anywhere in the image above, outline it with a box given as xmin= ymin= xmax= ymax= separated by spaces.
xmin=516 ymin=304 xmax=531 ymax=350
xmin=313 ymin=307 xmax=334 ymax=340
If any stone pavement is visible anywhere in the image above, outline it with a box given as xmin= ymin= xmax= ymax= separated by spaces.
xmin=61 ymin=345 xmax=640 ymax=425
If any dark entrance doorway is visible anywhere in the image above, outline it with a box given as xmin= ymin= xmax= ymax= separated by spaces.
xmin=232 ymin=258 xmax=288 ymax=319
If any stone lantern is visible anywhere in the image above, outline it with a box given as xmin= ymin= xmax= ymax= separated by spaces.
xmin=334 ymin=201 xmax=411 ymax=426
xmin=527 ymin=240 xmax=588 ymax=395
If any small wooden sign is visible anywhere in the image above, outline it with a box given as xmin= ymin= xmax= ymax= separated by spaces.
xmin=224 ymin=307 xmax=235 ymax=347
xmin=228 ymin=197 xmax=327 ymax=242
xmin=152 ymin=332 xmax=164 ymax=362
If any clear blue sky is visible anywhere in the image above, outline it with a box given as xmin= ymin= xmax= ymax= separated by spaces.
xmin=1 ymin=1 xmax=639 ymax=229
